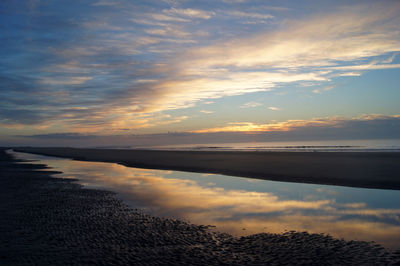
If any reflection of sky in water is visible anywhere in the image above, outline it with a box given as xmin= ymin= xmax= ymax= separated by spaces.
xmin=10 ymin=150 xmax=400 ymax=250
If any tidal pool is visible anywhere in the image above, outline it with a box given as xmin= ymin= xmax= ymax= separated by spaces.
xmin=10 ymin=150 xmax=400 ymax=250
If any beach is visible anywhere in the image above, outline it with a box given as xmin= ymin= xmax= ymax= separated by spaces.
xmin=14 ymin=147 xmax=400 ymax=190
xmin=1 ymin=148 xmax=400 ymax=264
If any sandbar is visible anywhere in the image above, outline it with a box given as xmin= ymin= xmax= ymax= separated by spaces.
xmin=14 ymin=147 xmax=400 ymax=190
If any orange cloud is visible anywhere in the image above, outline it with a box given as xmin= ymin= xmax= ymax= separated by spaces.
xmin=191 ymin=115 xmax=400 ymax=133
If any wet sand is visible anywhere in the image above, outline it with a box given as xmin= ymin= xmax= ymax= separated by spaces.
xmin=1 ymin=149 xmax=400 ymax=265
xmin=15 ymin=147 xmax=400 ymax=190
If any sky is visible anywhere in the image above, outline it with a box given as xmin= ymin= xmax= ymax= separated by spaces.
xmin=1 ymin=0 xmax=400 ymax=147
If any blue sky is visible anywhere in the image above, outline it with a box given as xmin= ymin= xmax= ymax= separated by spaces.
xmin=1 ymin=0 xmax=400 ymax=146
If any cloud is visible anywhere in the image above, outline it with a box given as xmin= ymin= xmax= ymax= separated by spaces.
xmin=268 ymin=106 xmax=280 ymax=111
xmin=312 ymin=85 xmax=335 ymax=94
xmin=177 ymin=9 xmax=400 ymax=70
xmin=161 ymin=0 xmax=184 ymax=6
xmin=0 ymin=108 xmax=47 ymax=125
xmin=92 ymin=0 xmax=120 ymax=6
xmin=20 ymin=132 xmax=99 ymax=139
xmin=222 ymin=0 xmax=249 ymax=3
xmin=61 ymin=113 xmax=191 ymax=134
xmin=39 ymin=76 xmax=93 ymax=85
xmin=144 ymin=26 xmax=190 ymax=38
xmin=336 ymin=72 xmax=361 ymax=77
xmin=240 ymin=101 xmax=262 ymax=108
xmin=381 ymin=52 xmax=398 ymax=64
xmin=227 ymin=10 xmax=274 ymax=20
xmin=156 ymin=115 xmax=189 ymax=125
xmin=200 ymin=110 xmax=214 ymax=114
xmin=150 ymin=13 xmax=190 ymax=22
xmin=164 ymin=8 xmax=215 ymax=19
xmin=191 ymin=114 xmax=400 ymax=133
xmin=10 ymin=114 xmax=400 ymax=147
xmin=1 ymin=1 xmax=400 ymax=136
xmin=129 ymin=3 xmax=400 ymax=116
xmin=131 ymin=71 xmax=327 ymax=115
xmin=330 ymin=64 xmax=400 ymax=71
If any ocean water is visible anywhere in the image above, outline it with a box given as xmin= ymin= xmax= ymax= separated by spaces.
xmin=9 ymin=150 xmax=400 ymax=250
xmin=132 ymin=139 xmax=400 ymax=152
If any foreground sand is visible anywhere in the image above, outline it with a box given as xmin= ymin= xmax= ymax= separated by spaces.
xmin=1 ymin=149 xmax=400 ymax=265
xmin=15 ymin=147 xmax=400 ymax=190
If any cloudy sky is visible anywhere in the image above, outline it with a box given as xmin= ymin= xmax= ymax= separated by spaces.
xmin=1 ymin=0 xmax=400 ymax=146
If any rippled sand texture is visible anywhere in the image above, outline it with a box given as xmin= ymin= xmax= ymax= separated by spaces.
xmin=1 ymin=149 xmax=399 ymax=265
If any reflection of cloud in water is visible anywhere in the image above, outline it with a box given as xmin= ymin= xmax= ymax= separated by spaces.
xmin=243 ymin=178 xmax=263 ymax=183
xmin=217 ymin=216 xmax=400 ymax=249
xmin=63 ymin=162 xmax=333 ymax=214
xmin=16 ymin=155 xmax=400 ymax=250
xmin=316 ymin=187 xmax=339 ymax=196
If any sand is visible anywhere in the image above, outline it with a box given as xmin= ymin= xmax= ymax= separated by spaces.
xmin=1 ymin=148 xmax=400 ymax=265
xmin=14 ymin=147 xmax=400 ymax=190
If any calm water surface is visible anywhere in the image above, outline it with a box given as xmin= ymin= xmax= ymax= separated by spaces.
xmin=137 ymin=139 xmax=400 ymax=152
xmin=10 ymin=150 xmax=400 ymax=250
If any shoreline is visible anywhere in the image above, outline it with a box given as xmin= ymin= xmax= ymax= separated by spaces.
xmin=14 ymin=147 xmax=400 ymax=190
xmin=2 ymin=148 xmax=400 ymax=264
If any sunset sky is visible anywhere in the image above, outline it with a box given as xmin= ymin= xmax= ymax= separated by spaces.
xmin=1 ymin=0 xmax=400 ymax=146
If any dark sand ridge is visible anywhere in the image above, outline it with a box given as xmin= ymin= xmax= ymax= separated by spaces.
xmin=15 ymin=147 xmax=400 ymax=190
xmin=1 ymin=149 xmax=400 ymax=264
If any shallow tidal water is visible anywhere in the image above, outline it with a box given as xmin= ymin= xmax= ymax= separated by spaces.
xmin=10 ymin=150 xmax=400 ymax=250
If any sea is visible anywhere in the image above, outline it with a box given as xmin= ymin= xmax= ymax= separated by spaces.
xmin=130 ymin=139 xmax=400 ymax=152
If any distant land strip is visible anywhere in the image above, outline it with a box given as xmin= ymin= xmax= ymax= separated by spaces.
xmin=14 ymin=147 xmax=400 ymax=190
